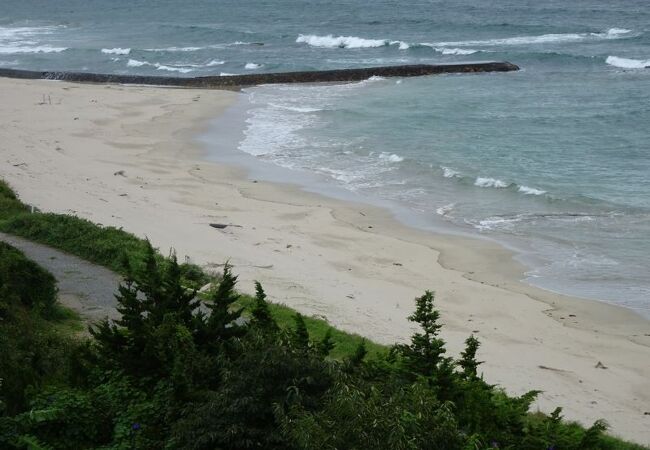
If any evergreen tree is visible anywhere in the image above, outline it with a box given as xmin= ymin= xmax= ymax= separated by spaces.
xmin=349 ymin=339 xmax=367 ymax=366
xmin=395 ymin=291 xmax=447 ymax=377
xmin=458 ymin=335 xmax=482 ymax=379
xmin=292 ymin=313 xmax=310 ymax=350
xmin=197 ymin=263 xmax=245 ymax=356
xmin=317 ymin=328 xmax=335 ymax=357
xmin=250 ymin=281 xmax=277 ymax=331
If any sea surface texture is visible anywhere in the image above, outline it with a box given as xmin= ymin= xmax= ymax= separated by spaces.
xmin=2 ymin=0 xmax=649 ymax=316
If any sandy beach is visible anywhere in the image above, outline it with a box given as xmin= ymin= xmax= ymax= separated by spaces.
xmin=0 ymin=77 xmax=648 ymax=443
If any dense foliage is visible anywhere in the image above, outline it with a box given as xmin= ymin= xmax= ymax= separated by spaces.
xmin=0 ymin=243 xmax=77 ymax=418
xmin=0 ymin=180 xmax=646 ymax=449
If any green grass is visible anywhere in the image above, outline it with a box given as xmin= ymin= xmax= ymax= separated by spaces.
xmin=237 ymin=294 xmax=387 ymax=360
xmin=0 ymin=180 xmax=29 ymax=221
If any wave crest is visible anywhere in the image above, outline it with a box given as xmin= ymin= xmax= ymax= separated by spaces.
xmin=126 ymin=59 xmax=193 ymax=73
xmin=518 ymin=185 xmax=547 ymax=195
xmin=296 ymin=34 xmax=391 ymax=49
xmin=474 ymin=177 xmax=509 ymax=188
xmin=379 ymin=152 xmax=404 ymax=163
xmin=434 ymin=28 xmax=634 ymax=47
xmin=606 ymin=55 xmax=649 ymax=69
xmin=101 ymin=47 xmax=130 ymax=55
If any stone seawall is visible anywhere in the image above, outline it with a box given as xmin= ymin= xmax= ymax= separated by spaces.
xmin=0 ymin=62 xmax=518 ymax=88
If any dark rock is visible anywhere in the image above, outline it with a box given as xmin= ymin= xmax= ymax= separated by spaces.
xmin=0 ymin=62 xmax=519 ymax=90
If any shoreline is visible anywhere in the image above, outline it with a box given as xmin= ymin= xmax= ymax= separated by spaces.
xmin=201 ymin=87 xmax=650 ymax=323
xmin=1 ymin=77 xmax=648 ymax=443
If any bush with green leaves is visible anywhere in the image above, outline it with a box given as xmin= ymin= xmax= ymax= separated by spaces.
xmin=0 ymin=243 xmax=75 ymax=419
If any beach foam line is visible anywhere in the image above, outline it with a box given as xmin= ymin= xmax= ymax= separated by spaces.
xmin=606 ymin=55 xmax=650 ymax=69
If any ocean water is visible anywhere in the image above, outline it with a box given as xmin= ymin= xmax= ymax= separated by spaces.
xmin=2 ymin=0 xmax=649 ymax=316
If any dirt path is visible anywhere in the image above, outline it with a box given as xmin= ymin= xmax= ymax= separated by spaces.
xmin=0 ymin=232 xmax=121 ymax=323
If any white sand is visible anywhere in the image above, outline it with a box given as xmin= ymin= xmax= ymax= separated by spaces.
xmin=1 ymin=77 xmax=648 ymax=444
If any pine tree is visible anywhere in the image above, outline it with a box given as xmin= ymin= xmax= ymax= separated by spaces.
xmin=292 ymin=313 xmax=310 ymax=350
xmin=395 ymin=291 xmax=447 ymax=377
xmin=458 ymin=335 xmax=482 ymax=379
xmin=348 ymin=339 xmax=367 ymax=366
xmin=317 ymin=328 xmax=335 ymax=357
xmin=251 ymin=281 xmax=277 ymax=331
xmin=201 ymin=263 xmax=245 ymax=350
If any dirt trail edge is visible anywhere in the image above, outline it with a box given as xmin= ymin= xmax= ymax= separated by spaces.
xmin=0 ymin=232 xmax=121 ymax=323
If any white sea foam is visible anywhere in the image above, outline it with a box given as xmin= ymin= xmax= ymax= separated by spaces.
xmin=0 ymin=45 xmax=67 ymax=54
xmin=474 ymin=215 xmax=523 ymax=231
xmin=475 ymin=177 xmax=509 ymax=188
xmin=436 ymin=203 xmax=455 ymax=217
xmin=126 ymin=59 xmax=193 ymax=73
xmin=420 ymin=45 xmax=478 ymax=55
xmin=379 ymin=152 xmax=404 ymax=162
xmin=245 ymin=62 xmax=262 ymax=69
xmin=606 ymin=55 xmax=650 ymax=69
xmin=438 ymin=47 xmax=478 ymax=55
xmin=269 ymin=103 xmax=322 ymax=113
xmin=220 ymin=72 xmax=236 ymax=76
xmin=296 ymin=34 xmax=390 ymax=49
xmin=101 ymin=47 xmax=130 ymax=55
xmin=0 ymin=25 xmax=67 ymax=54
xmin=155 ymin=64 xmax=193 ymax=73
xmin=127 ymin=58 xmax=147 ymax=67
xmin=600 ymin=28 xmax=632 ymax=36
xmin=433 ymin=28 xmax=633 ymax=48
xmin=206 ymin=59 xmax=225 ymax=66
xmin=518 ymin=185 xmax=547 ymax=195
xmin=441 ymin=166 xmax=461 ymax=178
xmin=145 ymin=46 xmax=204 ymax=52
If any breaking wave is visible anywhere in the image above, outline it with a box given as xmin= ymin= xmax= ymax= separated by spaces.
xmin=296 ymin=34 xmax=393 ymax=49
xmin=441 ymin=166 xmax=461 ymax=178
xmin=474 ymin=177 xmax=510 ymax=188
xmin=101 ymin=47 xmax=130 ymax=55
xmin=0 ymin=25 xmax=67 ymax=54
xmin=378 ymin=152 xmax=404 ymax=163
xmin=0 ymin=45 xmax=66 ymax=54
xmin=432 ymin=28 xmax=634 ymax=47
xmin=605 ymin=55 xmax=649 ymax=69
xmin=126 ymin=58 xmax=193 ymax=73
xmin=518 ymin=185 xmax=547 ymax=195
